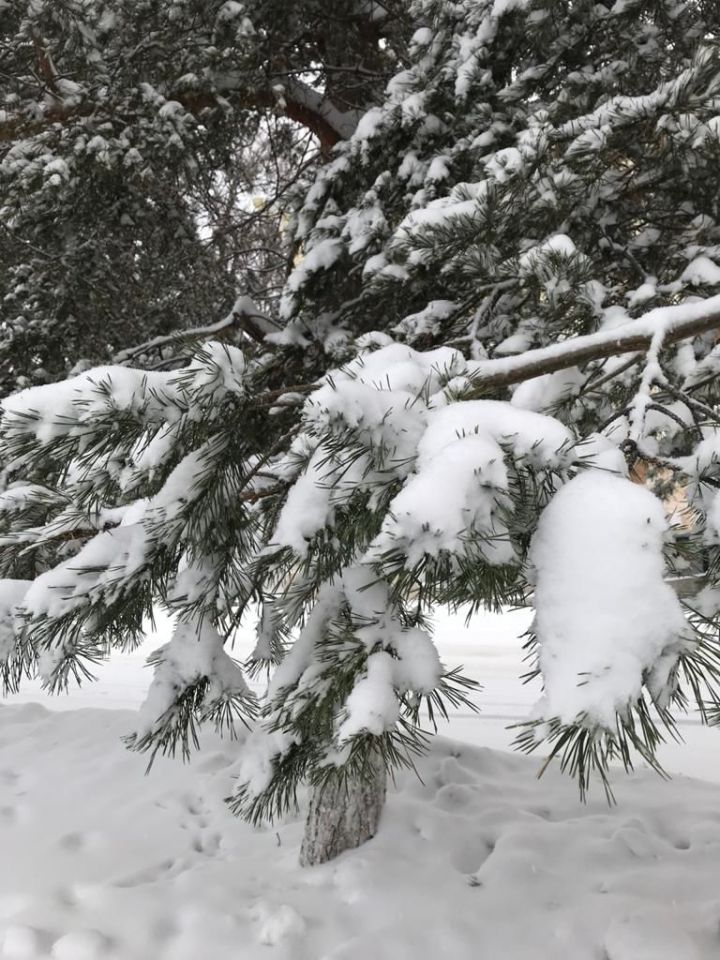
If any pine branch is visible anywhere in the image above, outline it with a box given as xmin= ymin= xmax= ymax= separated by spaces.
xmin=114 ymin=296 xmax=281 ymax=363
xmin=203 ymin=296 xmax=720 ymax=412
xmin=468 ymin=296 xmax=720 ymax=394
xmin=0 ymin=74 xmax=356 ymax=150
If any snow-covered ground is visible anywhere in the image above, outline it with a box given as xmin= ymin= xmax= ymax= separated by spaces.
xmin=3 ymin=610 xmax=720 ymax=959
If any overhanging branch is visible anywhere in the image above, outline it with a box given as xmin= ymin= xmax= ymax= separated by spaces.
xmin=467 ymin=295 xmax=720 ymax=393
xmin=0 ymin=76 xmax=356 ymax=151
xmin=113 ymin=295 xmax=281 ymax=364
xmin=172 ymin=294 xmax=720 ymax=409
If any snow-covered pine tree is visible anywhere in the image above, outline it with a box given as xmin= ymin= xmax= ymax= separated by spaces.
xmin=3 ymin=0 xmax=720 ymax=866
xmin=0 ymin=0 xmax=408 ymax=392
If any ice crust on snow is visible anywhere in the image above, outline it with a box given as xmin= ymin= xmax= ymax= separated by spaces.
xmin=530 ymin=471 xmax=687 ymax=728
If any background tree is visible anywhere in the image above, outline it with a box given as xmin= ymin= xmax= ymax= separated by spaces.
xmin=1 ymin=0 xmax=720 ymax=867
xmin=0 ymin=0 xmax=410 ymax=392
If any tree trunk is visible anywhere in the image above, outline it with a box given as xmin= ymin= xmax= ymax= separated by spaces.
xmin=299 ymin=751 xmax=387 ymax=867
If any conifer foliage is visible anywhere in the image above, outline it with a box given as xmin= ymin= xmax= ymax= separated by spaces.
xmin=0 ymin=0 xmax=407 ymax=392
xmin=3 ymin=0 xmax=720 ymax=862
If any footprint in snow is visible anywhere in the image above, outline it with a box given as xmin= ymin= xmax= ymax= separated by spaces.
xmin=178 ymin=794 xmax=211 ymax=830
xmin=112 ymin=858 xmax=178 ymax=888
xmin=604 ymin=915 xmax=699 ymax=960
xmin=2 ymin=924 xmax=54 ymax=959
xmin=451 ymin=835 xmax=494 ymax=875
xmin=250 ymin=901 xmax=307 ymax=947
xmin=191 ymin=831 xmax=222 ymax=856
xmin=50 ymin=929 xmax=111 ymax=960
xmin=181 ymin=794 xmax=205 ymax=818
xmin=58 ymin=832 xmax=87 ymax=852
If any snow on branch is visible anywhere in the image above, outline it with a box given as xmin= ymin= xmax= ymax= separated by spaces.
xmin=0 ymin=579 xmax=32 ymax=693
xmin=530 ymin=471 xmax=688 ymax=730
xmin=467 ymin=295 xmax=720 ymax=394
xmin=270 ymin=340 xmax=576 ymax=577
xmin=281 ymin=77 xmax=360 ymax=144
xmin=127 ymin=617 xmax=257 ymax=764
xmin=0 ymin=74 xmax=358 ymax=151
xmin=114 ymin=296 xmax=280 ymax=364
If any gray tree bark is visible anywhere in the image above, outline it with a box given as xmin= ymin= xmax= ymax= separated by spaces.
xmin=299 ymin=751 xmax=387 ymax=867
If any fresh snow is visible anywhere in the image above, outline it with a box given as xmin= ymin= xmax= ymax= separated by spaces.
xmin=1 ymin=366 xmax=177 ymax=445
xmin=4 ymin=672 xmax=720 ymax=958
xmin=511 ymin=366 xmax=585 ymax=412
xmin=133 ymin=618 xmax=251 ymax=744
xmin=465 ymin=292 xmax=720 ymax=389
xmin=0 ymin=580 xmax=30 ymax=664
xmin=336 ymin=651 xmax=399 ymax=741
xmin=273 ymin=341 xmax=575 ymax=563
xmin=530 ymin=472 xmax=687 ymax=727
xmin=369 ymin=399 xmax=573 ymax=565
xmin=679 ymin=256 xmax=720 ymax=287
xmin=4 ymin=611 xmax=720 ymax=958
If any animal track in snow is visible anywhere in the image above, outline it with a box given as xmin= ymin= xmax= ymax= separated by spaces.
xmin=190 ymin=832 xmax=221 ymax=857
xmin=113 ymin=858 xmax=178 ymax=889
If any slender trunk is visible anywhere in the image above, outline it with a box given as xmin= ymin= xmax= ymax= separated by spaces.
xmin=299 ymin=751 xmax=387 ymax=867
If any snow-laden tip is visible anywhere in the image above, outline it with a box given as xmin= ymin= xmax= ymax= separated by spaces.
xmin=531 ymin=471 xmax=688 ymax=728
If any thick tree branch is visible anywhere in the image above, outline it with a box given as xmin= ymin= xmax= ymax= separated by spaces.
xmin=31 ymin=34 xmax=61 ymax=100
xmin=106 ymin=294 xmax=720 ymax=409
xmin=468 ymin=295 xmax=720 ymax=394
xmin=163 ymin=295 xmax=720 ymax=410
xmin=0 ymin=75 xmax=357 ymax=151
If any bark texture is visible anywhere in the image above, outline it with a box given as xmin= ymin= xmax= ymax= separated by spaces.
xmin=299 ymin=752 xmax=387 ymax=867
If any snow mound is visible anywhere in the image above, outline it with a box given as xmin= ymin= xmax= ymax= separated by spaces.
xmin=2 ymin=704 xmax=720 ymax=959
xmin=531 ymin=471 xmax=687 ymax=727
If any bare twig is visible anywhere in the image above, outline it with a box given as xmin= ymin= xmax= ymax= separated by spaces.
xmin=114 ymin=296 xmax=280 ymax=364
xmin=659 ymin=381 xmax=720 ymax=424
